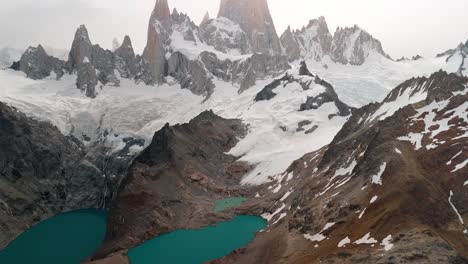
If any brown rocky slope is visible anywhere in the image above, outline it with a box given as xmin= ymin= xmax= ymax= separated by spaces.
xmin=210 ymin=71 xmax=468 ymax=263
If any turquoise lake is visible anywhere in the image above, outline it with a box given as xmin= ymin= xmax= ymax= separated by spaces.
xmin=214 ymin=197 xmax=247 ymax=212
xmin=0 ymin=209 xmax=107 ymax=264
xmin=128 ymin=215 xmax=267 ymax=264
xmin=0 ymin=209 xmax=266 ymax=264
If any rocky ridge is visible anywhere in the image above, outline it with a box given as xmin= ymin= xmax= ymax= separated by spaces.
xmin=281 ymin=17 xmax=391 ymax=65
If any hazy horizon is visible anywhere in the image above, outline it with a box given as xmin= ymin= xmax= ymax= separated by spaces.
xmin=1 ymin=0 xmax=467 ymax=59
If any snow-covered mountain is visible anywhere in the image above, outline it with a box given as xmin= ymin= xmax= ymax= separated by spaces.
xmin=0 ymin=0 xmax=467 ymax=262
xmin=281 ymin=17 xmax=391 ymax=65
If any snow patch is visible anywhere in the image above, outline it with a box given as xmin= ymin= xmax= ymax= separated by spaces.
xmin=354 ymin=233 xmax=378 ymax=244
xmin=449 ymin=190 xmax=465 ymax=225
xmin=371 ymin=162 xmax=387 ymax=185
xmin=338 ymin=236 xmax=351 ymax=247
xmin=381 ymin=235 xmax=394 ymax=251
xmin=370 ymin=196 xmax=378 ymax=204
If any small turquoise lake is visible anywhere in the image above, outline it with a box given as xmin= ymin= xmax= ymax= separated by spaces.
xmin=214 ymin=197 xmax=247 ymax=212
xmin=0 ymin=209 xmax=107 ymax=264
xmin=128 ymin=215 xmax=266 ymax=264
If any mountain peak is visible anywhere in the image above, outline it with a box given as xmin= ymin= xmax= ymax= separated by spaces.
xmin=120 ymin=35 xmax=133 ymax=49
xmin=201 ymin=11 xmax=210 ymax=26
xmin=74 ymin=25 xmax=92 ymax=45
xmin=152 ymin=0 xmax=171 ymax=22
xmin=218 ymin=0 xmax=282 ymax=55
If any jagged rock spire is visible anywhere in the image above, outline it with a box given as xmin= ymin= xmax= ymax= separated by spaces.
xmin=142 ymin=0 xmax=171 ymax=84
xmin=152 ymin=0 xmax=171 ymax=22
xmin=217 ymin=0 xmax=282 ymax=55
xmin=201 ymin=11 xmax=210 ymax=26
xmin=67 ymin=25 xmax=93 ymax=72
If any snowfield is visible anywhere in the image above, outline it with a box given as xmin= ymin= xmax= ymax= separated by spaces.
xmin=0 ymin=47 xmax=465 ymax=185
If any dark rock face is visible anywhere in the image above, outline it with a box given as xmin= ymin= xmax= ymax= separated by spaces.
xmin=300 ymin=77 xmax=351 ymax=116
xmin=18 ymin=45 xmax=65 ymax=80
xmin=114 ymin=36 xmax=142 ymax=79
xmin=167 ymin=52 xmax=215 ymax=97
xmin=67 ymin=25 xmax=121 ymax=96
xmin=76 ymin=63 xmax=99 ymax=98
xmin=0 ymin=102 xmax=136 ymax=250
xmin=198 ymin=51 xmax=291 ymax=93
xmin=67 ymin=25 xmax=93 ymax=72
xmin=218 ymin=0 xmax=282 ymax=55
xmin=94 ymin=111 xmax=250 ymax=258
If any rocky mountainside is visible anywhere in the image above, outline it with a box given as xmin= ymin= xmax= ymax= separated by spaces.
xmin=0 ymin=102 xmax=139 ymax=250
xmin=91 ymin=111 xmax=258 ymax=261
xmin=281 ymin=17 xmax=391 ymax=65
xmin=208 ymin=71 xmax=468 ymax=263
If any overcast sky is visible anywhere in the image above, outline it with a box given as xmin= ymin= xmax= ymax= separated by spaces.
xmin=1 ymin=0 xmax=467 ymax=58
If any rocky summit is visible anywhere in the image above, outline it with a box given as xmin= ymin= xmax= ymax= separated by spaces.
xmin=281 ymin=17 xmax=391 ymax=65
xmin=1 ymin=0 xmax=467 ymax=264
xmin=218 ymin=0 xmax=282 ymax=55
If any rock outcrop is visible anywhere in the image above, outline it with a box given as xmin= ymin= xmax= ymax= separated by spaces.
xmin=255 ymin=61 xmax=351 ymax=116
xmin=167 ymin=52 xmax=215 ymax=96
xmin=0 ymin=102 xmax=136 ymax=250
xmin=218 ymin=0 xmax=282 ymax=55
xmin=200 ymin=51 xmax=291 ymax=92
xmin=17 ymin=45 xmax=65 ymax=80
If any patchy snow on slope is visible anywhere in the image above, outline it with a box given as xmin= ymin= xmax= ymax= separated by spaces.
xmin=261 ymin=203 xmax=286 ymax=222
xmin=338 ymin=237 xmax=351 ymax=247
xmin=381 ymin=235 xmax=394 ymax=251
xmin=395 ymin=148 xmax=402 ymax=154
xmin=371 ymin=162 xmax=387 ymax=185
xmin=398 ymin=133 xmax=424 ymax=150
xmin=449 ymin=190 xmax=464 ymax=225
xmin=452 ymin=160 xmax=468 ymax=173
xmin=370 ymin=196 xmax=378 ymax=204
xmin=354 ymin=233 xmax=378 ymax=245
xmin=304 ymin=233 xmax=326 ymax=242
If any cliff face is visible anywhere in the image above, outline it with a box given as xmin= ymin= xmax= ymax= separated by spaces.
xmin=218 ymin=0 xmax=282 ymax=55
xmin=0 ymin=102 xmax=136 ymax=250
